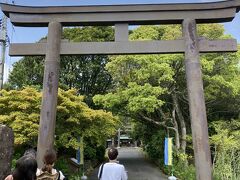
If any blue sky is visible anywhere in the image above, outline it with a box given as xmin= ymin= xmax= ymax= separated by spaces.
xmin=1 ymin=0 xmax=239 ymax=82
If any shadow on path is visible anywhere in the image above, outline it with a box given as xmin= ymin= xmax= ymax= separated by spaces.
xmin=89 ymin=147 xmax=167 ymax=180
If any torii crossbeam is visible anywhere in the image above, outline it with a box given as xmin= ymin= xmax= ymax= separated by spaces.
xmin=1 ymin=1 xmax=240 ymax=179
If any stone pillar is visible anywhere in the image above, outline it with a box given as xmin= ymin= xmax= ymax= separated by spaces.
xmin=134 ymin=141 xmax=138 ymax=148
xmin=37 ymin=21 xmax=62 ymax=168
xmin=111 ymin=137 xmax=115 ymax=147
xmin=0 ymin=125 xmax=14 ymax=179
xmin=115 ymin=23 xmax=128 ymax=42
xmin=117 ymin=128 xmax=120 ymax=148
xmin=182 ymin=18 xmax=212 ymax=180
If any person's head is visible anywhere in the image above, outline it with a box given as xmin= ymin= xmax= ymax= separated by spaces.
xmin=24 ymin=148 xmax=37 ymax=159
xmin=42 ymin=149 xmax=57 ymax=173
xmin=12 ymin=155 xmax=38 ymax=180
xmin=108 ymin=147 xmax=118 ymax=160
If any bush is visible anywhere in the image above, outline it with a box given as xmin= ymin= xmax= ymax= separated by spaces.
xmin=55 ymin=156 xmax=70 ymax=175
xmin=145 ymin=130 xmax=165 ymax=165
xmin=84 ymin=145 xmax=97 ymax=160
xmin=96 ymin=145 xmax=106 ymax=162
xmin=213 ymin=149 xmax=240 ymax=180
xmin=164 ymin=152 xmax=196 ymax=180
xmin=211 ymin=120 xmax=240 ymax=180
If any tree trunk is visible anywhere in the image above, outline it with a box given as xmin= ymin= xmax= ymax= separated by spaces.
xmin=172 ymin=92 xmax=187 ymax=153
xmin=172 ymin=108 xmax=180 ymax=150
xmin=0 ymin=125 xmax=14 ymax=180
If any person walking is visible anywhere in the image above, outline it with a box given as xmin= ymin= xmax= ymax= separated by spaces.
xmin=98 ymin=147 xmax=128 ymax=180
xmin=36 ymin=149 xmax=65 ymax=180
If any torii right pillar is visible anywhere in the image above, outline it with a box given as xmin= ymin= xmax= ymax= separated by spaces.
xmin=183 ymin=18 xmax=212 ymax=180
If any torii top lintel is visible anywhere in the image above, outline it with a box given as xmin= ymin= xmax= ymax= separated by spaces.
xmin=1 ymin=0 xmax=240 ymax=27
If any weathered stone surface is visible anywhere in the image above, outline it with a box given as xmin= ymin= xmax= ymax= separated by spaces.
xmin=183 ymin=19 xmax=212 ymax=180
xmin=0 ymin=125 xmax=14 ymax=180
xmin=9 ymin=39 xmax=237 ymax=56
xmin=36 ymin=21 xmax=62 ymax=168
xmin=1 ymin=0 xmax=240 ymax=26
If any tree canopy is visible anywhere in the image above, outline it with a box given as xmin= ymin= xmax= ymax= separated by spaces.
xmin=0 ymin=87 xmax=119 ymax=149
xmin=7 ymin=26 xmax=115 ymax=106
xmin=94 ymin=24 xmax=240 ymax=152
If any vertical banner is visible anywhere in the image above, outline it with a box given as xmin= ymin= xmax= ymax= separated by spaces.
xmin=164 ymin=137 xmax=173 ymax=166
xmin=80 ymin=136 xmax=84 ymax=165
xmin=76 ymin=149 xmax=80 ymax=164
xmin=76 ymin=136 xmax=84 ymax=165
xmin=76 ymin=136 xmax=81 ymax=164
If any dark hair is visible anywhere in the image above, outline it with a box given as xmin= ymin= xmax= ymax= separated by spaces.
xmin=42 ymin=149 xmax=57 ymax=173
xmin=24 ymin=148 xmax=37 ymax=159
xmin=108 ymin=147 xmax=118 ymax=160
xmin=12 ymin=155 xmax=38 ymax=180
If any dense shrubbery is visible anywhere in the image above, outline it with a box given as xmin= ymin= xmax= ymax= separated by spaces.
xmin=165 ymin=153 xmax=196 ymax=180
xmin=0 ymin=87 xmax=118 ymax=175
xmin=211 ymin=120 xmax=240 ymax=180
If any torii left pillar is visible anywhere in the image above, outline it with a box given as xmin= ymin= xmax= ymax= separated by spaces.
xmin=37 ymin=21 xmax=62 ymax=168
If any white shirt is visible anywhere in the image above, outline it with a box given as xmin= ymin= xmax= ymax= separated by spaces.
xmin=98 ymin=162 xmax=128 ymax=180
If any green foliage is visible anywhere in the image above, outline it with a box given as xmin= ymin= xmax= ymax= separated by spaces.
xmin=145 ymin=130 xmax=165 ymax=163
xmin=69 ymin=175 xmax=81 ymax=180
xmin=94 ymin=24 xmax=240 ymax=180
xmin=94 ymin=82 xmax=165 ymax=113
xmin=4 ymin=23 xmax=240 ymax=179
xmin=0 ymin=87 xmax=41 ymax=146
xmin=0 ymin=87 xmax=119 ymax=150
xmin=8 ymin=56 xmax=44 ymax=89
xmin=7 ymin=27 xmax=114 ymax=107
xmin=54 ymin=156 xmax=70 ymax=175
xmin=168 ymin=153 xmax=196 ymax=180
xmin=132 ymin=122 xmax=165 ymax=164
xmin=197 ymin=24 xmax=225 ymax=40
xmin=84 ymin=145 xmax=97 ymax=160
xmin=11 ymin=152 xmax=22 ymax=170
xmin=94 ymin=26 xmax=182 ymax=120
xmin=56 ymin=88 xmax=119 ymax=149
xmin=129 ymin=25 xmax=181 ymax=41
xmin=94 ymin=24 xmax=240 ymax=122
xmin=94 ymin=23 xmax=239 ymax=130
xmin=63 ymin=26 xmax=114 ymax=42
xmin=210 ymin=120 xmax=240 ymax=180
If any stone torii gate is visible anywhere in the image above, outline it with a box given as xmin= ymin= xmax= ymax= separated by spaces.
xmin=1 ymin=1 xmax=240 ymax=179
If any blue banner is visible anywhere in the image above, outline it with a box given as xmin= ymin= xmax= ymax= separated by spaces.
xmin=164 ymin=137 xmax=173 ymax=166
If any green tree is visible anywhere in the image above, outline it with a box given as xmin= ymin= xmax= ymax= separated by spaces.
xmin=94 ymin=24 xmax=240 ymax=156
xmin=56 ymin=88 xmax=119 ymax=149
xmin=94 ymin=25 xmax=186 ymax=152
xmin=0 ymin=87 xmax=118 ymax=149
xmin=0 ymin=87 xmax=41 ymax=146
xmin=7 ymin=26 xmax=114 ymax=106
xmin=7 ymin=56 xmax=44 ymax=89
